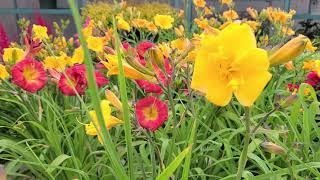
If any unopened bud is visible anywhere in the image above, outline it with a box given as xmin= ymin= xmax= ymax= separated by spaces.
xmin=174 ymin=25 xmax=185 ymax=37
xmin=260 ymin=141 xmax=286 ymax=155
xmin=148 ymin=47 xmax=165 ymax=70
xmin=105 ymin=89 xmax=123 ymax=111
xmin=280 ymin=94 xmax=298 ymax=108
xmin=269 ymin=35 xmax=316 ymax=65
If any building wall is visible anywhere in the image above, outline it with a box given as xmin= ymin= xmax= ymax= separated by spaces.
xmin=0 ymin=0 xmax=315 ymax=41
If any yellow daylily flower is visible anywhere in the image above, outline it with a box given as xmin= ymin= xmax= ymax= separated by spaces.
xmin=158 ymin=43 xmax=171 ymax=58
xmin=0 ymin=64 xmax=9 ymax=80
xmin=86 ymin=36 xmax=105 ymax=53
xmin=131 ymin=18 xmax=148 ymax=28
xmin=302 ymin=60 xmax=315 ymax=70
xmin=223 ymin=9 xmax=239 ymax=20
xmin=171 ymin=38 xmax=190 ymax=52
xmin=154 ymin=14 xmax=174 ymax=30
xmin=70 ymin=46 xmax=84 ymax=66
xmin=85 ymin=100 xmax=123 ymax=144
xmin=245 ymin=21 xmax=260 ymax=31
xmin=247 ymin=7 xmax=258 ymax=19
xmin=43 ymin=54 xmax=69 ymax=72
xmin=221 ymin=0 xmax=233 ymax=5
xmin=82 ymin=20 xmax=95 ymax=38
xmin=116 ymin=16 xmax=131 ymax=31
xmin=146 ymin=22 xmax=158 ymax=33
xmin=32 ymin=25 xmax=49 ymax=41
xmin=269 ymin=35 xmax=316 ymax=65
xmin=191 ymin=23 xmax=272 ymax=106
xmin=2 ymin=48 xmax=25 ymax=64
xmin=204 ymin=7 xmax=213 ymax=16
xmin=194 ymin=18 xmax=209 ymax=29
xmin=193 ymin=0 xmax=206 ymax=8
xmin=281 ymin=27 xmax=295 ymax=36
xmin=284 ymin=61 xmax=295 ymax=70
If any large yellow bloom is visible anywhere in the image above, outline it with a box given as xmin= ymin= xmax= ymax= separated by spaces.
xmin=85 ymin=100 xmax=123 ymax=144
xmin=32 ymin=25 xmax=49 ymax=41
xmin=191 ymin=23 xmax=272 ymax=106
xmin=154 ymin=15 xmax=174 ymax=30
xmin=2 ymin=48 xmax=25 ymax=64
xmin=0 ymin=64 xmax=9 ymax=80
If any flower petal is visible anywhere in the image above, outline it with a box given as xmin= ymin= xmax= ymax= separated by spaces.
xmin=219 ymin=23 xmax=256 ymax=58
xmin=234 ymin=48 xmax=272 ymax=106
xmin=192 ymin=53 xmax=233 ymax=106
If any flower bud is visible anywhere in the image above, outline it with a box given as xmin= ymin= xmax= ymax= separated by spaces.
xmin=148 ymin=47 xmax=165 ymax=70
xmin=174 ymin=25 xmax=185 ymax=37
xmin=269 ymin=35 xmax=316 ymax=65
xmin=280 ymin=94 xmax=298 ymax=108
xmin=260 ymin=141 xmax=286 ymax=155
xmin=105 ymin=89 xmax=123 ymax=112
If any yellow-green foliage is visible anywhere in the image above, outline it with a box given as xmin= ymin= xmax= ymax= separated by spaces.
xmin=81 ymin=2 xmax=114 ymax=25
xmin=134 ymin=2 xmax=177 ymax=20
xmin=81 ymin=2 xmax=178 ymax=26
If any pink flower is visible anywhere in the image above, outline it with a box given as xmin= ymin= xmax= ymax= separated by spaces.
xmin=135 ymin=96 xmax=168 ymax=131
xmin=12 ymin=58 xmax=47 ymax=93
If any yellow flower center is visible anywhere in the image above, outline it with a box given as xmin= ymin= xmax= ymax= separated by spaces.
xmin=215 ymin=50 xmax=242 ymax=90
xmin=142 ymin=105 xmax=158 ymax=121
xmin=23 ymin=65 xmax=39 ymax=81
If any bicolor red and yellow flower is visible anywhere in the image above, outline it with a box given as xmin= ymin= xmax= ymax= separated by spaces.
xmin=135 ymin=96 xmax=168 ymax=131
xmin=58 ymin=64 xmax=108 ymax=96
xmin=12 ymin=58 xmax=47 ymax=93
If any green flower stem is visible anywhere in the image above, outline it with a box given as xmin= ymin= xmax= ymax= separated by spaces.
xmin=181 ymin=64 xmax=197 ymax=180
xmin=67 ymin=1 xmax=127 ymax=179
xmin=236 ymin=107 xmax=251 ymax=180
xmin=112 ymin=17 xmax=135 ymax=180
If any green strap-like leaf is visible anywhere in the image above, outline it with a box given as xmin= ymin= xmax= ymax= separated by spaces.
xmin=156 ymin=146 xmax=191 ymax=180
xmin=46 ymin=154 xmax=71 ymax=174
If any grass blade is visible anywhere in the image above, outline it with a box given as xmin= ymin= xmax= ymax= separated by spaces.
xmin=112 ymin=17 xmax=135 ymax=179
xmin=67 ymin=1 xmax=127 ymax=179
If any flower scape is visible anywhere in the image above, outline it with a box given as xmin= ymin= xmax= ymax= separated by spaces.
xmin=0 ymin=0 xmax=319 ymax=179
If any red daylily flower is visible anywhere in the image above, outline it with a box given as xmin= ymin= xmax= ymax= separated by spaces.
xmin=58 ymin=64 xmax=108 ymax=96
xmin=12 ymin=58 xmax=47 ymax=93
xmin=135 ymin=96 xmax=168 ymax=131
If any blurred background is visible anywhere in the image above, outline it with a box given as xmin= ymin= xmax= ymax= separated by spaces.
xmin=0 ymin=0 xmax=318 ymax=40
